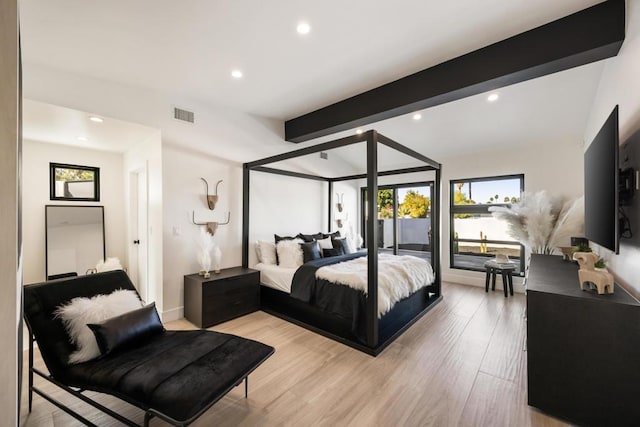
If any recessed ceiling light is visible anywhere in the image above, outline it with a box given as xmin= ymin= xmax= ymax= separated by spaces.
xmin=89 ymin=116 xmax=103 ymax=123
xmin=77 ymin=136 xmax=88 ymax=142
xmin=231 ymin=69 xmax=243 ymax=79
xmin=412 ymin=113 xmax=422 ymax=121
xmin=356 ymin=129 xmax=363 ymax=134
xmin=487 ymin=93 xmax=499 ymax=102
xmin=297 ymin=22 xmax=311 ymax=35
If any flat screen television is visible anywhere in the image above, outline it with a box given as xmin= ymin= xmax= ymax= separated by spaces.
xmin=584 ymin=105 xmax=619 ymax=254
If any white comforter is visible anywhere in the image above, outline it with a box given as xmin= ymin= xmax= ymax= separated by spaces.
xmin=315 ymin=254 xmax=435 ymax=316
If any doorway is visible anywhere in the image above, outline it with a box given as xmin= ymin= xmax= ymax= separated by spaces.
xmin=361 ymin=181 xmax=434 ymax=262
xmin=129 ymin=165 xmax=148 ymax=302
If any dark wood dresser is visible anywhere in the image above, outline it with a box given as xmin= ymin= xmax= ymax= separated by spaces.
xmin=526 ymin=254 xmax=640 ymax=426
xmin=184 ymin=267 xmax=260 ymax=328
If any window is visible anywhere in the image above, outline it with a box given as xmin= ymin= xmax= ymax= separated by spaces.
xmin=450 ymin=175 xmax=524 ymax=274
xmin=361 ymin=182 xmax=433 ymax=261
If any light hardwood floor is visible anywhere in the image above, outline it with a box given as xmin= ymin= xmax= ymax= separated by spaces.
xmin=20 ymin=282 xmax=570 ymax=426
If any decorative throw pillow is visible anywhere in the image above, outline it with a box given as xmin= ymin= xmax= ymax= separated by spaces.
xmin=88 ymin=303 xmax=164 ymax=356
xmin=54 ymin=289 xmax=143 ymax=364
xmin=323 ymin=247 xmax=344 ymax=258
xmin=300 ymin=241 xmax=322 ymax=263
xmin=332 ymin=237 xmax=354 ymax=255
xmin=323 ymin=231 xmax=341 ymax=239
xmin=256 ymin=240 xmax=277 ymax=265
xmin=274 ymin=234 xmax=296 ymax=244
xmin=317 ymin=237 xmax=334 ymax=250
xmin=276 ymin=238 xmax=304 ymax=268
xmin=297 ymin=232 xmax=323 ymax=243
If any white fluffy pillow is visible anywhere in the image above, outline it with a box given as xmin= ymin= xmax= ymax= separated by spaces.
xmin=317 ymin=237 xmax=333 ymax=250
xmin=257 ymin=240 xmax=277 ymax=265
xmin=54 ymin=289 xmax=143 ymax=364
xmin=276 ymin=238 xmax=304 ymax=268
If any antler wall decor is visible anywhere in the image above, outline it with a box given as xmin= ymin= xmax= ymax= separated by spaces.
xmin=192 ymin=211 xmax=230 ymax=236
xmin=201 ymin=178 xmax=223 ymax=210
xmin=335 ymin=212 xmax=349 ymax=229
xmin=336 ymin=193 xmax=344 ymax=212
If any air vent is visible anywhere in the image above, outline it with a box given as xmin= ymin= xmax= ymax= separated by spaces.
xmin=173 ymin=107 xmax=194 ymax=123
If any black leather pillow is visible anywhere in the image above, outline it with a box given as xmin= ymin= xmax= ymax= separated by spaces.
xmin=274 ymin=234 xmax=296 ymax=244
xmin=323 ymin=247 xmax=344 ymax=258
xmin=300 ymin=241 xmax=322 ymax=263
xmin=323 ymin=231 xmax=341 ymax=239
xmin=88 ymin=303 xmax=164 ymax=356
xmin=297 ymin=232 xmax=323 ymax=243
xmin=332 ymin=237 xmax=354 ymax=255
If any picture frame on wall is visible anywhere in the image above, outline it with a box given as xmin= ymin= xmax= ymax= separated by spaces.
xmin=49 ymin=162 xmax=100 ymax=202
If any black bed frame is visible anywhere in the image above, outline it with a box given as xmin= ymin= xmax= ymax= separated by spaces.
xmin=242 ymin=130 xmax=442 ymax=354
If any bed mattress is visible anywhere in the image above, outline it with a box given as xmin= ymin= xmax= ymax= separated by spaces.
xmin=254 ymin=263 xmax=297 ymax=293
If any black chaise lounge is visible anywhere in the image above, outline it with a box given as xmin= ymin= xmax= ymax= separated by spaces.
xmin=23 ymin=270 xmax=274 ymax=426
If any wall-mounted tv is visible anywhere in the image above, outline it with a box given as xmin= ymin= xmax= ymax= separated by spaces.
xmin=584 ymin=105 xmax=619 ymax=254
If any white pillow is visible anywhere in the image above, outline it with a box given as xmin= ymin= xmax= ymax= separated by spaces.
xmin=255 ymin=241 xmax=263 ymax=262
xmin=317 ymin=237 xmax=333 ymax=250
xmin=257 ymin=240 xmax=277 ymax=265
xmin=96 ymin=257 xmax=123 ymax=272
xmin=276 ymin=238 xmax=304 ymax=268
xmin=54 ymin=289 xmax=143 ymax=364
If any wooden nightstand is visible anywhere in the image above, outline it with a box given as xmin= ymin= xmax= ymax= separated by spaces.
xmin=184 ymin=267 xmax=260 ymax=328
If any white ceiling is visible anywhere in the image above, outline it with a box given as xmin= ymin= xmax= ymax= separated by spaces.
xmin=22 ymin=99 xmax=158 ymax=153
xmin=21 ymin=0 xmax=602 ymax=160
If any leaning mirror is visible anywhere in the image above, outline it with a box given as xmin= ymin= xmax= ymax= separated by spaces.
xmin=46 ymin=205 xmax=105 ymax=280
xmin=50 ymin=162 xmax=100 ymax=201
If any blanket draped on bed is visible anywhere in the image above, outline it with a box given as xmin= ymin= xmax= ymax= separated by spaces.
xmin=290 ymin=252 xmax=434 ymax=318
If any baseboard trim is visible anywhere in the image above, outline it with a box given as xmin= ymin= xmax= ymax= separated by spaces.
xmin=162 ymin=306 xmax=184 ymax=322
xmin=443 ymin=271 xmax=525 ymax=294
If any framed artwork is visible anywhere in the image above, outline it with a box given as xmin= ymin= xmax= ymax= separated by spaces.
xmin=50 ymin=162 xmax=100 ymax=202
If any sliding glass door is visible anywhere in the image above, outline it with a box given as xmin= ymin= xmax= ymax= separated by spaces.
xmin=361 ymin=182 xmax=433 ymax=261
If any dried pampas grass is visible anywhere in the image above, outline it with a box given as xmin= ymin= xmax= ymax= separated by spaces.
xmin=489 ymin=191 xmax=584 ymax=255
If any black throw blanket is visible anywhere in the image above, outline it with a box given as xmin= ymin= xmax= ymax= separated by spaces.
xmin=290 ymin=252 xmax=368 ymax=338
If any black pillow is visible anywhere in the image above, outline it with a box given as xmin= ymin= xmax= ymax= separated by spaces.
xmin=88 ymin=303 xmax=164 ymax=356
xmin=274 ymin=234 xmax=296 ymax=244
xmin=300 ymin=241 xmax=322 ymax=263
xmin=332 ymin=237 xmax=353 ymax=255
xmin=323 ymin=231 xmax=341 ymax=239
xmin=323 ymin=247 xmax=344 ymax=258
xmin=297 ymin=232 xmax=323 ymax=243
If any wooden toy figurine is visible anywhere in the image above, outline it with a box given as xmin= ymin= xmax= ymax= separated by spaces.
xmin=572 ymin=252 xmax=614 ymax=295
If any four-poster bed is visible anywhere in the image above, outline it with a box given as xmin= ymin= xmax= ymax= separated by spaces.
xmin=242 ymin=130 xmax=442 ymax=355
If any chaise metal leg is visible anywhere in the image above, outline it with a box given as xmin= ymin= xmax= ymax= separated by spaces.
xmin=245 ymin=377 xmax=248 ymax=398
xmin=484 ymin=268 xmax=490 ymax=292
xmin=29 ymin=334 xmax=34 ymax=412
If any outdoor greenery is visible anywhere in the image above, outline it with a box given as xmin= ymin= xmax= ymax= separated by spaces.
xmin=377 ymin=189 xmax=430 ymax=219
xmin=398 ymin=190 xmax=430 ymax=218
xmin=55 ymin=168 xmax=94 ymax=182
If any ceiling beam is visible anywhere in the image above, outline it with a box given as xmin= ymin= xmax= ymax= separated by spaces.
xmin=285 ymin=0 xmax=625 ymax=143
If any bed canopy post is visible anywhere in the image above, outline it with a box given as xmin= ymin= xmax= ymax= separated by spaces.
xmin=328 ymin=180 xmax=333 ymax=232
xmin=365 ymin=131 xmax=379 ymax=348
xmin=433 ymin=166 xmax=442 ymax=296
xmin=242 ymin=165 xmax=250 ymax=268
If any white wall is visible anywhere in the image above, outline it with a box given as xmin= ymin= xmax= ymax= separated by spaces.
xmin=162 ymin=145 xmax=242 ymax=320
xmin=584 ymin=0 xmax=640 ymax=297
xmin=440 ymin=138 xmax=584 ymax=289
xmin=162 ymin=146 xmax=332 ymax=320
xmin=22 ymin=140 xmax=126 ymax=284
xmin=0 ymin=0 xmax=20 ymax=422
xmin=350 ymin=144 xmax=583 ymax=291
xmin=123 ymin=131 xmax=163 ymax=313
